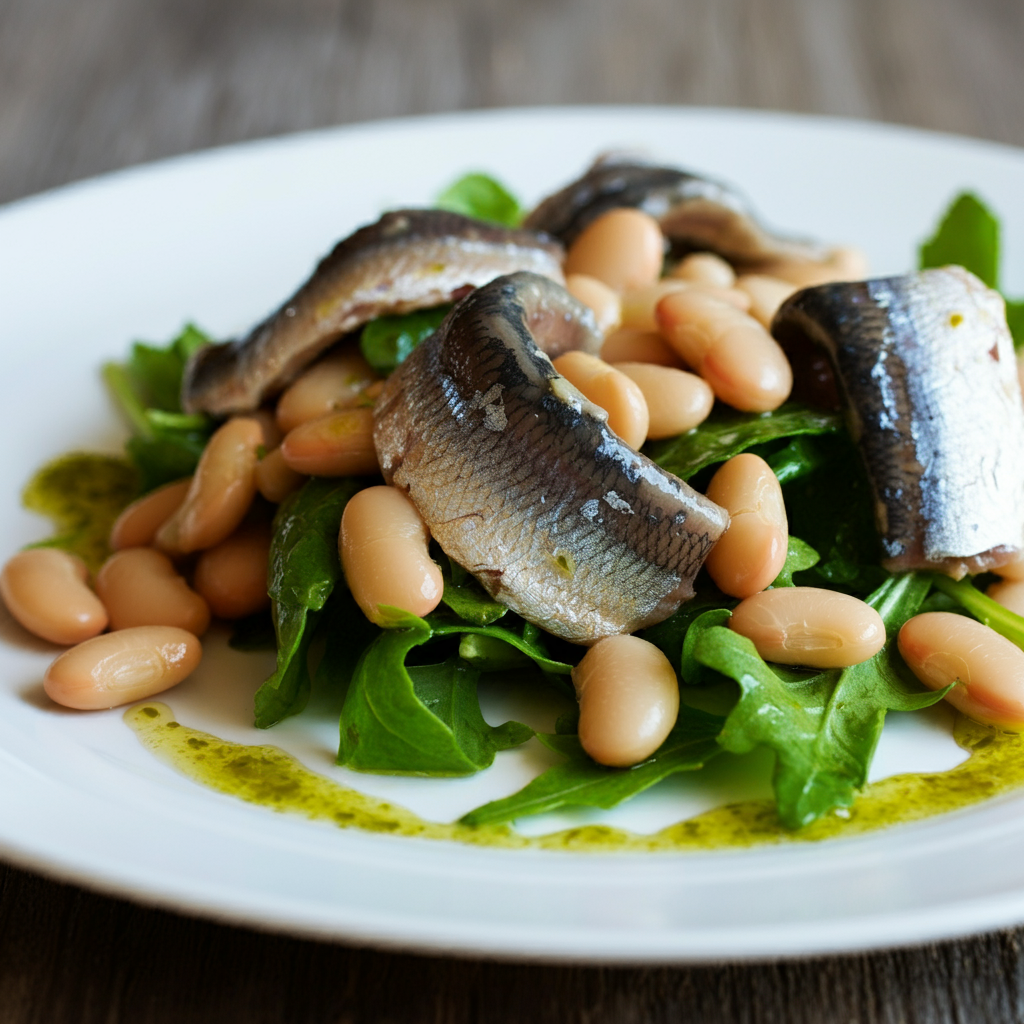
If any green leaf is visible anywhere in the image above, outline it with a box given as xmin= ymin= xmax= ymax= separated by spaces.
xmin=435 ymin=173 xmax=523 ymax=227
xmin=919 ymin=193 xmax=999 ymax=288
xmin=460 ymin=705 xmax=724 ymax=826
xmin=104 ymin=325 xmax=216 ymax=491
xmin=783 ymin=435 xmax=886 ymax=596
xmin=640 ymin=587 xmax=737 ymax=670
xmin=439 ymin=557 xmax=507 ymax=625
xmin=337 ymin=612 xmax=532 ymax=775
xmin=771 ymin=536 xmax=820 ymax=588
xmin=255 ymin=477 xmax=362 ymax=728
xmin=1005 ymin=299 xmax=1024 ymax=353
xmin=647 ymin=403 xmax=841 ymax=481
xmin=312 ymin=585 xmax=383 ymax=693
xmin=929 ymin=573 xmax=1024 ymax=650
xmin=458 ymin=633 xmax=534 ymax=672
xmin=359 ymin=306 xmax=450 ymax=375
xmin=22 ymin=453 xmax=140 ymax=573
xmin=764 ymin=435 xmax=829 ymax=486
xmin=688 ymin=574 xmax=947 ymax=828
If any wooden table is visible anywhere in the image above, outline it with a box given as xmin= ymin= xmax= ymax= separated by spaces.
xmin=3 ymin=1 xmax=1024 ymax=1020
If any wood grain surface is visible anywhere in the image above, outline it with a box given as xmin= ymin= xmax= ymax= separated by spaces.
xmin=3 ymin=1 xmax=1024 ymax=1021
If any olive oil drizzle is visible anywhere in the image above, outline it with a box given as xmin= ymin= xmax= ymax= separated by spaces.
xmin=125 ymin=703 xmax=1024 ymax=853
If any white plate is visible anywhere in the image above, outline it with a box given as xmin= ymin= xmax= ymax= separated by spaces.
xmin=2 ymin=107 xmax=1024 ymax=964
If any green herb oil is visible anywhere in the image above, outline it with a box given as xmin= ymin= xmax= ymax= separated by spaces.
xmin=125 ymin=703 xmax=1024 ymax=853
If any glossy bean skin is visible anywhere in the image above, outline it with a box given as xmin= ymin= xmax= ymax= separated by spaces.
xmin=565 ymin=273 xmax=622 ymax=335
xmin=564 ymin=209 xmax=664 ymax=293
xmin=156 ymin=417 xmax=262 ymax=554
xmin=0 ymin=549 xmax=108 ymax=645
xmin=765 ymin=246 xmax=869 ymax=288
xmin=613 ymin=362 xmax=714 ymax=438
xmin=275 ymin=345 xmax=378 ymax=433
xmin=552 ymin=351 xmax=650 ymax=449
xmin=730 ymin=588 xmax=886 ymax=668
xmin=992 ymin=550 xmax=1024 ymax=582
xmin=280 ymin=407 xmax=379 ymax=477
xmin=109 ymin=478 xmax=191 ymax=550
xmin=735 ymin=274 xmax=797 ymax=329
xmin=572 ymin=634 xmax=679 ymax=767
xmin=255 ymin=446 xmax=306 ymax=503
xmin=194 ymin=522 xmax=273 ymax=620
xmin=656 ymin=289 xmax=792 ymax=412
xmin=621 ymin=279 xmax=748 ymax=333
xmin=96 ymin=548 xmax=210 ymax=636
xmin=988 ymin=579 xmax=1024 ymax=616
xmin=670 ymin=252 xmax=736 ymax=288
xmin=898 ymin=611 xmax=1024 ymax=729
xmin=600 ymin=327 xmax=683 ymax=367
xmin=704 ymin=454 xmax=787 ymax=598
xmin=44 ymin=626 xmax=202 ymax=710
xmin=339 ymin=485 xmax=443 ymax=626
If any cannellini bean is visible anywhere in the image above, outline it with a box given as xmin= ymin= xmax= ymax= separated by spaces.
xmin=736 ymin=274 xmax=797 ymax=329
xmin=670 ymin=252 xmax=736 ymax=288
xmin=656 ymin=289 xmax=792 ymax=412
xmin=765 ymin=246 xmax=869 ymax=288
xmin=0 ymin=549 xmax=108 ymax=645
xmin=552 ymin=351 xmax=650 ymax=449
xmin=564 ymin=209 xmax=664 ymax=293
xmin=704 ymin=454 xmax=787 ymax=598
xmin=621 ymin=280 xmax=749 ymax=333
xmin=613 ymin=362 xmax=713 ymax=438
xmin=110 ymin=478 xmax=191 ymax=550
xmin=730 ymin=588 xmax=886 ymax=668
xmin=989 ymin=579 xmax=1024 ymax=616
xmin=96 ymin=548 xmax=210 ymax=636
xmin=156 ymin=417 xmax=262 ymax=554
xmin=255 ymin=446 xmax=306 ymax=504
xmin=44 ymin=626 xmax=202 ymax=710
xmin=992 ymin=549 xmax=1024 ymax=581
xmin=898 ymin=612 xmax=1024 ymax=729
xmin=194 ymin=522 xmax=272 ymax=620
xmin=280 ymin=407 xmax=379 ymax=477
xmin=339 ymin=485 xmax=443 ymax=626
xmin=572 ymin=634 xmax=679 ymax=767
xmin=600 ymin=327 xmax=683 ymax=367
xmin=192 ymin=520 xmax=270 ymax=614
xmin=275 ymin=346 xmax=378 ymax=433
xmin=565 ymin=273 xmax=622 ymax=335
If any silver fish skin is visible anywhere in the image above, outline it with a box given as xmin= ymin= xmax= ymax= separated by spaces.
xmin=772 ymin=266 xmax=1024 ymax=578
xmin=523 ymin=155 xmax=825 ymax=268
xmin=181 ymin=210 xmax=564 ymax=416
xmin=374 ymin=272 xmax=729 ymax=644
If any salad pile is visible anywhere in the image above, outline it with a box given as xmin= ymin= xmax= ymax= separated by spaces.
xmin=11 ymin=168 xmax=1024 ymax=837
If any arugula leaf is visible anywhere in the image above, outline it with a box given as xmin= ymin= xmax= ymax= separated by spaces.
xmin=764 ymin=435 xmax=829 ymax=486
xmin=435 ymin=173 xmax=523 ymax=227
xmin=929 ymin=573 xmax=1024 ymax=650
xmin=439 ymin=557 xmax=507 ymax=625
xmin=458 ymin=633 xmax=534 ymax=672
xmin=783 ymin=435 xmax=886 ymax=596
xmin=104 ymin=324 xmax=215 ymax=491
xmin=687 ymin=574 xmax=947 ymax=828
xmin=640 ymin=586 xmax=737 ymax=669
xmin=919 ymin=193 xmax=999 ymax=289
xmin=919 ymin=192 xmax=1024 ymax=350
xmin=460 ymin=705 xmax=724 ymax=826
xmin=360 ymin=306 xmax=450 ymax=375
xmin=337 ymin=612 xmax=532 ymax=775
xmin=428 ymin=612 xmax=575 ymax=677
xmin=771 ymin=537 xmax=820 ymax=588
xmin=22 ymin=453 xmax=140 ymax=572
xmin=255 ymin=477 xmax=362 ymax=728
xmin=647 ymin=403 xmax=841 ymax=481
xmin=312 ymin=585 xmax=383 ymax=694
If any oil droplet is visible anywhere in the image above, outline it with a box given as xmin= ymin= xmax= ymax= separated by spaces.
xmin=125 ymin=703 xmax=1024 ymax=853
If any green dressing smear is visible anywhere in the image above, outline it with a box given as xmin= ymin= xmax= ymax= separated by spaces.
xmin=125 ymin=703 xmax=1024 ymax=853
xmin=23 ymin=453 xmax=139 ymax=572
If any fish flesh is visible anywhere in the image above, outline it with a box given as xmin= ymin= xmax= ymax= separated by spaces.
xmin=771 ymin=266 xmax=1024 ymax=577
xmin=524 ymin=156 xmax=826 ymax=268
xmin=374 ymin=272 xmax=729 ymax=643
xmin=181 ymin=210 xmax=564 ymax=415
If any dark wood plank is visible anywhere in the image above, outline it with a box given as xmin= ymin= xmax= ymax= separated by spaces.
xmin=3 ymin=1 xmax=1024 ymax=1021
